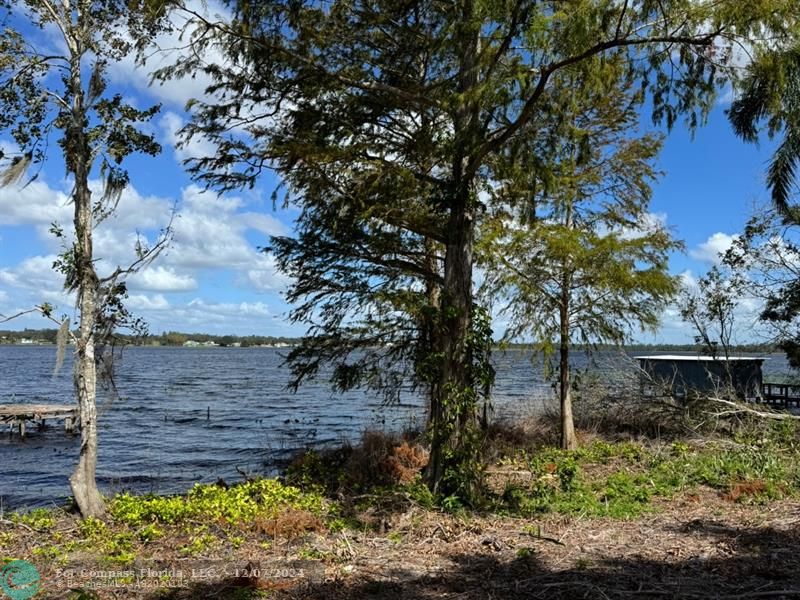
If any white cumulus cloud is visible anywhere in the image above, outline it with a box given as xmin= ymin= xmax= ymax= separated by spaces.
xmin=128 ymin=267 xmax=197 ymax=292
xmin=678 ymin=269 xmax=698 ymax=290
xmin=0 ymin=180 xmax=73 ymax=227
xmin=159 ymin=111 xmax=218 ymax=164
xmin=126 ymin=293 xmax=171 ymax=311
xmin=690 ymin=232 xmax=738 ymax=264
xmin=167 ymin=185 xmax=288 ymax=271
xmin=618 ymin=211 xmax=670 ymax=240
xmin=105 ymin=0 xmax=231 ymax=111
xmin=0 ymin=172 xmax=294 ymax=334
xmin=242 ymin=255 xmax=291 ymax=292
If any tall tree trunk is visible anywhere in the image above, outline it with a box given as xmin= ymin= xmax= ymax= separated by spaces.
xmin=425 ymin=1 xmax=482 ymax=497
xmin=559 ymin=300 xmax=577 ymax=450
xmin=67 ymin=49 xmax=105 ymax=518
xmin=423 ymin=236 xmax=442 ymax=422
xmin=559 ymin=204 xmax=577 ymax=450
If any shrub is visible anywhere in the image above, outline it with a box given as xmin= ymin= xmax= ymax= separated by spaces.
xmin=287 ymin=430 xmax=428 ymax=495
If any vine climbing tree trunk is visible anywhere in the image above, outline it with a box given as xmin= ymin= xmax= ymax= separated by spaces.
xmin=425 ymin=1 xmax=484 ymax=498
xmin=427 ymin=191 xmax=477 ymax=495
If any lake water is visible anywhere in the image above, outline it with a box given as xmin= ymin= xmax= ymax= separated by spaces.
xmin=0 ymin=345 xmax=790 ymax=509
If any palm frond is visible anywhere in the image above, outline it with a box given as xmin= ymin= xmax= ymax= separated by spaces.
xmin=729 ymin=45 xmax=800 ymax=216
xmin=728 ymin=68 xmax=773 ymax=142
xmin=767 ymin=130 xmax=800 ymax=217
xmin=732 ymin=46 xmax=800 ymax=141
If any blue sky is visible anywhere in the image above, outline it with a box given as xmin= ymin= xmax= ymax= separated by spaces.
xmin=0 ymin=8 xmax=781 ymax=344
xmin=646 ymin=103 xmax=777 ymax=343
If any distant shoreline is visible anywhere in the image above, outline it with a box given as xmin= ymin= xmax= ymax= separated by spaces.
xmin=0 ymin=327 xmax=783 ymax=353
xmin=0 ymin=341 xmax=782 ymax=354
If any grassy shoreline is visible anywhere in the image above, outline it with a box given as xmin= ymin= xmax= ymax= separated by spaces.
xmin=3 ymin=417 xmax=800 ymax=599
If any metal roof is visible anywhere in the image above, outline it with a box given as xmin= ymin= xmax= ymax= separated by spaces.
xmin=633 ymin=355 xmax=765 ymax=362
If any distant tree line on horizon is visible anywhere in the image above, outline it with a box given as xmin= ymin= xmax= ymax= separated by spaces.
xmin=153 ymin=331 xmax=298 ymax=347
xmin=0 ymin=329 xmax=297 ymax=347
xmin=496 ymin=342 xmax=781 ymax=353
xmin=1 ymin=328 xmax=781 ymax=354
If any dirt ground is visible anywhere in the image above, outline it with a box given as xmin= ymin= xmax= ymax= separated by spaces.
xmin=6 ymin=487 xmax=800 ymax=600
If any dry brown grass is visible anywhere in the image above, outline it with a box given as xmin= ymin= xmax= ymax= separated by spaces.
xmin=482 ymin=417 xmax=559 ymax=462
xmin=254 ymin=509 xmax=324 ymax=539
xmin=721 ymin=479 xmax=769 ymax=503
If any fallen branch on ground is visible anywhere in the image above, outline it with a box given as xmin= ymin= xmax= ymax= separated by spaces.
xmin=705 ymin=396 xmax=800 ymax=420
xmin=0 ymin=518 xmax=34 ymax=532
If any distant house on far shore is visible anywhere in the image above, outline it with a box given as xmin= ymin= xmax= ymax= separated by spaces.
xmin=635 ymin=355 xmax=765 ymax=401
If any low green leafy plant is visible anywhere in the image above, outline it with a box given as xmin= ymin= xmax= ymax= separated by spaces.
xmin=66 ymin=590 xmax=100 ymax=600
xmin=297 ymin=545 xmax=329 ymax=560
xmin=136 ymin=523 xmax=164 ymax=543
xmin=0 ymin=532 xmax=15 ymax=548
xmin=32 ymin=545 xmax=63 ymax=560
xmin=14 ymin=508 xmax=55 ymax=530
xmin=79 ymin=516 xmax=107 ymax=539
xmin=109 ymin=478 xmax=328 ymax=527
xmin=179 ymin=534 xmax=217 ymax=556
xmin=405 ymin=476 xmax=436 ymax=509
xmin=387 ymin=531 xmax=403 ymax=544
xmin=103 ymin=532 xmax=135 ymax=565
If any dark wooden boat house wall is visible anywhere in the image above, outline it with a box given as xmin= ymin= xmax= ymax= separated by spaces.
xmin=635 ymin=355 xmax=765 ymax=401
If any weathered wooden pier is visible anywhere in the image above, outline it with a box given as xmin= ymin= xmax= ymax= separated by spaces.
xmin=760 ymin=383 xmax=800 ymax=408
xmin=0 ymin=404 xmax=79 ymax=438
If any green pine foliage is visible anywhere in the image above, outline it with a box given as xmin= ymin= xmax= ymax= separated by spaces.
xmin=478 ymin=61 xmax=681 ymax=448
xmin=480 ymin=60 xmax=680 ymax=349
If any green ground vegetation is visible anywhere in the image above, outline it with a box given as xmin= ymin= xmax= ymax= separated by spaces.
xmin=1 ymin=420 xmax=799 ymax=588
xmin=495 ymin=427 xmax=800 ymax=518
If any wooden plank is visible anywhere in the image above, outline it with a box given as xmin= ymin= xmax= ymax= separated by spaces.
xmin=0 ymin=403 xmax=78 ymax=416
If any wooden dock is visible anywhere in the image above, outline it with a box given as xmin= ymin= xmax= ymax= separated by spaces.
xmin=760 ymin=383 xmax=800 ymax=408
xmin=0 ymin=404 xmax=79 ymax=438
